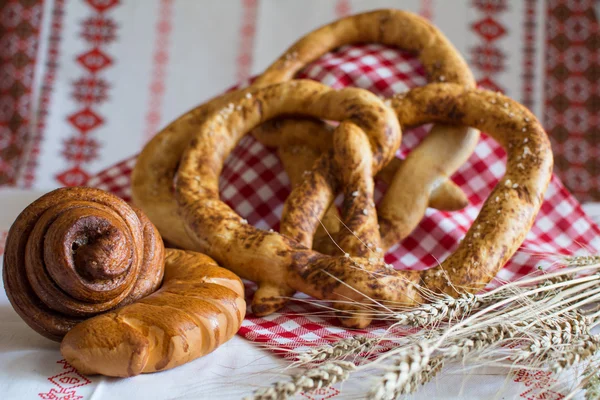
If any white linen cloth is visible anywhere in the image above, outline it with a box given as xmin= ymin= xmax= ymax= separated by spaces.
xmin=0 ymin=189 xmax=591 ymax=400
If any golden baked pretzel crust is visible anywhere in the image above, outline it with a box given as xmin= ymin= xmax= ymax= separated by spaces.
xmin=252 ymin=119 xmax=470 ymax=254
xmin=255 ymin=9 xmax=473 ymax=86
xmin=391 ymin=84 xmax=553 ymax=294
xmin=131 ymin=9 xmax=553 ymax=328
xmin=134 ymin=78 xmax=552 ymax=328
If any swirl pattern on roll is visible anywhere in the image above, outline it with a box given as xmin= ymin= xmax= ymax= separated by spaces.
xmin=3 ymin=187 xmax=164 ymax=341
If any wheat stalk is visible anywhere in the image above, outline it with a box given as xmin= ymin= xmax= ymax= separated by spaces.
xmin=584 ymin=370 xmax=600 ymax=400
xmin=399 ymin=356 xmax=445 ymax=395
xmin=391 ymin=293 xmax=481 ymax=326
xmin=369 ymin=343 xmax=432 ymax=400
xmin=295 ymin=336 xmax=376 ymax=365
xmin=444 ymin=325 xmax=513 ymax=357
xmin=245 ymin=254 xmax=600 ymax=399
xmin=563 ymin=255 xmax=600 ymax=267
xmin=245 ymin=360 xmax=356 ymax=400
xmin=513 ymin=311 xmax=591 ymax=362
xmin=550 ymin=335 xmax=600 ymax=374
xmin=390 ymin=271 xmax=594 ymax=330
xmin=384 ymin=328 xmax=509 ymax=396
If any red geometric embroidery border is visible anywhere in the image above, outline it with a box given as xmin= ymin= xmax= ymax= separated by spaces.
xmin=470 ymin=0 xmax=508 ymax=93
xmin=0 ymin=0 xmax=45 ymax=186
xmin=521 ymin=0 xmax=537 ymax=110
xmin=20 ymin=0 xmax=65 ymax=188
xmin=56 ymin=0 xmax=120 ymax=187
xmin=544 ymin=0 xmax=600 ymax=201
xmin=143 ymin=0 xmax=174 ymax=143
xmin=334 ymin=0 xmax=351 ymax=18
xmin=38 ymin=359 xmax=91 ymax=400
xmin=419 ymin=0 xmax=434 ymax=21
xmin=235 ymin=0 xmax=259 ymax=84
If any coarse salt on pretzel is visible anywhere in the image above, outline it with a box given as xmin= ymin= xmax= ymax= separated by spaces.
xmin=390 ymin=83 xmax=553 ymax=295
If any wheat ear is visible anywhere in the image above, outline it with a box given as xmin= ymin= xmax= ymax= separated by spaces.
xmin=245 ymin=360 xmax=356 ymax=400
xmin=295 ymin=336 xmax=376 ymax=364
xmin=368 ymin=343 xmax=432 ymax=399
xmin=584 ymin=370 xmax=600 ymax=400
xmin=391 ymin=293 xmax=481 ymax=326
xmin=550 ymin=334 xmax=600 ymax=374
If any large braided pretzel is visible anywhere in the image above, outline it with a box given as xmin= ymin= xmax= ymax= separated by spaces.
xmin=132 ymin=11 xmax=553 ymax=328
xmin=252 ymin=118 xmax=472 ymax=255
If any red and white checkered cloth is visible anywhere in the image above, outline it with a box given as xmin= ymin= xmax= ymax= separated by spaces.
xmin=86 ymin=44 xmax=600 ymax=353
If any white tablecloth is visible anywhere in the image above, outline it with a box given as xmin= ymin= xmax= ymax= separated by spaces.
xmin=1 ymin=189 xmax=594 ymax=399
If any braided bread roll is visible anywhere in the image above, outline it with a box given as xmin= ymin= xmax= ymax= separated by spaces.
xmin=3 ymin=187 xmax=246 ymax=377
xmin=3 ymin=187 xmax=164 ymax=341
xmin=61 ymin=249 xmax=245 ymax=377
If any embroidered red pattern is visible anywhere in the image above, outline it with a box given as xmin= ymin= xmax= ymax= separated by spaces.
xmin=80 ymin=14 xmax=117 ymax=45
xmin=544 ymin=0 xmax=600 ymax=201
xmin=470 ymin=0 xmax=507 ymax=93
xmin=419 ymin=0 xmax=434 ymax=21
xmin=20 ymin=0 xmax=65 ymax=187
xmin=513 ymin=369 xmax=565 ymax=400
xmin=334 ymin=0 xmax=351 ymax=18
xmin=521 ymin=0 xmax=537 ymax=110
xmin=38 ymin=359 xmax=91 ymax=400
xmin=235 ymin=0 xmax=258 ymax=83
xmin=143 ymin=0 xmax=174 ymax=143
xmin=0 ymin=0 xmax=45 ymax=186
xmin=55 ymin=0 xmax=120 ymax=187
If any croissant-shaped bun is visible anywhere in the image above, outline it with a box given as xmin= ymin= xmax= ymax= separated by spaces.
xmin=2 ymin=187 xmax=164 ymax=341
xmin=61 ymin=249 xmax=246 ymax=377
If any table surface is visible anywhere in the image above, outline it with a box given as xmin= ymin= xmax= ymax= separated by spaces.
xmin=0 ymin=189 xmax=596 ymax=399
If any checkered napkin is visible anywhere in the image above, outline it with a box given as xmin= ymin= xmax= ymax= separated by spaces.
xmin=86 ymin=44 xmax=600 ymax=353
